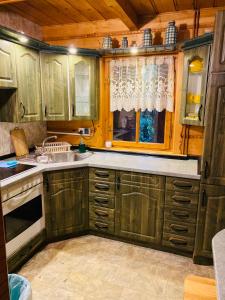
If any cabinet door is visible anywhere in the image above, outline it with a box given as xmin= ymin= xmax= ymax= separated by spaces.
xmin=45 ymin=178 xmax=88 ymax=239
xmin=69 ymin=55 xmax=99 ymax=120
xmin=0 ymin=39 xmax=17 ymax=88
xmin=193 ymin=184 xmax=225 ymax=263
xmin=209 ymin=11 xmax=225 ymax=73
xmin=16 ymin=45 xmax=42 ymax=122
xmin=41 ymin=53 xmax=69 ymax=120
xmin=202 ymin=74 xmax=225 ymax=185
xmin=115 ymin=183 xmax=164 ymax=244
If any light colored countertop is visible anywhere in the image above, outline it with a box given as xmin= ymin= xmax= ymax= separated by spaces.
xmin=212 ymin=229 xmax=225 ymax=300
xmin=0 ymin=151 xmax=200 ymax=188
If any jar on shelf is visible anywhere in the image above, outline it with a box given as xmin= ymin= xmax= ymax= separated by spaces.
xmin=143 ymin=28 xmax=152 ymax=47
xmin=165 ymin=21 xmax=177 ymax=45
xmin=121 ymin=37 xmax=128 ymax=48
xmin=102 ymin=36 xmax=112 ymax=49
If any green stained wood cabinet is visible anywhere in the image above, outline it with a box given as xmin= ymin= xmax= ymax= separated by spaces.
xmin=44 ymin=168 xmax=89 ymax=240
xmin=16 ymin=45 xmax=42 ymax=122
xmin=193 ymin=184 xmax=225 ymax=264
xmin=0 ymin=39 xmax=17 ymax=88
xmin=40 ymin=53 xmax=69 ymax=120
xmin=69 ymin=55 xmax=99 ymax=120
xmin=115 ymin=181 xmax=164 ymax=244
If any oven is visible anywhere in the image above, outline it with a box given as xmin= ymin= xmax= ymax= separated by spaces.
xmin=1 ymin=174 xmax=45 ymax=258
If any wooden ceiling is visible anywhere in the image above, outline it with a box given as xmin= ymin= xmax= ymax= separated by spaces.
xmin=1 ymin=0 xmax=225 ymax=30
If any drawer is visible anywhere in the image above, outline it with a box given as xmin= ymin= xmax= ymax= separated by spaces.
xmin=118 ymin=171 xmax=164 ymax=189
xmin=89 ymin=168 xmax=115 ymax=182
xmin=46 ymin=168 xmax=88 ymax=183
xmin=162 ymin=233 xmax=194 ymax=252
xmin=89 ymin=205 xmax=114 ymax=223
xmin=163 ymin=220 xmax=196 ymax=238
xmin=166 ymin=177 xmax=200 ymax=194
xmin=89 ymin=193 xmax=114 ymax=208
xmin=89 ymin=180 xmax=115 ymax=195
xmin=165 ymin=191 xmax=198 ymax=210
xmin=89 ymin=219 xmax=114 ymax=234
xmin=164 ymin=207 xmax=197 ymax=224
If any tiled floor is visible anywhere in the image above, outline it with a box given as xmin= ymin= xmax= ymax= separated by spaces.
xmin=19 ymin=235 xmax=214 ymax=300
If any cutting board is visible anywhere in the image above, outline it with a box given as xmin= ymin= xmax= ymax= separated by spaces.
xmin=10 ymin=127 xmax=29 ymax=157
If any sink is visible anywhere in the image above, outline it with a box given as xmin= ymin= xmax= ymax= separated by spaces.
xmin=35 ymin=151 xmax=93 ymax=163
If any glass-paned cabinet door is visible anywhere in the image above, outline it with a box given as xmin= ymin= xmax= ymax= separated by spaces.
xmin=180 ymin=45 xmax=210 ymax=126
xmin=69 ymin=56 xmax=99 ymax=120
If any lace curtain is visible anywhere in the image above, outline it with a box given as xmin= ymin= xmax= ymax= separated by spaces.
xmin=110 ymin=56 xmax=174 ymax=112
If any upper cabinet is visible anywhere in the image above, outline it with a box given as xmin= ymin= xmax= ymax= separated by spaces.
xmin=16 ymin=45 xmax=42 ymax=122
xmin=180 ymin=44 xmax=211 ymax=126
xmin=0 ymin=39 xmax=17 ymax=88
xmin=40 ymin=53 xmax=69 ymax=121
xmin=69 ymin=56 xmax=99 ymax=120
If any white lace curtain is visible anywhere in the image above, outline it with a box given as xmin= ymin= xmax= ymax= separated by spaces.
xmin=110 ymin=56 xmax=174 ymax=112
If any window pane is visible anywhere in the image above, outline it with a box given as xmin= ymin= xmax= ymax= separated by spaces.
xmin=139 ymin=110 xmax=166 ymax=143
xmin=113 ymin=110 xmax=136 ymax=141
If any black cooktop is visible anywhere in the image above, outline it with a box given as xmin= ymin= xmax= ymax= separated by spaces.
xmin=0 ymin=164 xmax=35 ymax=181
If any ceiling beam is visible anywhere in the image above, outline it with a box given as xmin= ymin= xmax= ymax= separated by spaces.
xmin=0 ymin=0 xmax=25 ymax=4
xmin=103 ymin=0 xmax=138 ymax=30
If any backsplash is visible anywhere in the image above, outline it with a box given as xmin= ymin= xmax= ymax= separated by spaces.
xmin=0 ymin=122 xmax=47 ymax=156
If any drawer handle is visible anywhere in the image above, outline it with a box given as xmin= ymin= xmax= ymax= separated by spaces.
xmin=95 ymin=210 xmax=109 ymax=217
xmin=95 ymin=222 xmax=108 ymax=229
xmin=169 ymin=237 xmax=188 ymax=246
xmin=170 ymin=224 xmax=188 ymax=233
xmin=94 ymin=197 xmax=109 ymax=204
xmin=172 ymin=195 xmax=191 ymax=204
xmin=95 ymin=183 xmax=110 ymax=191
xmin=172 ymin=210 xmax=189 ymax=219
xmin=95 ymin=170 xmax=109 ymax=178
xmin=173 ymin=181 xmax=193 ymax=189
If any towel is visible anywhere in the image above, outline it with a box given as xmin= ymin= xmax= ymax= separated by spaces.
xmin=0 ymin=160 xmax=18 ymax=168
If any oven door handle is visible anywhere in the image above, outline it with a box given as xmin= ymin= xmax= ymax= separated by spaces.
xmin=5 ymin=188 xmax=37 ymax=210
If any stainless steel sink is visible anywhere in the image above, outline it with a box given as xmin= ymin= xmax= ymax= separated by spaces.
xmin=35 ymin=151 xmax=93 ymax=163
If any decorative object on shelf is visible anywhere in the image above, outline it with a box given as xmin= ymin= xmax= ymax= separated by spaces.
xmin=143 ymin=28 xmax=152 ymax=47
xmin=121 ymin=37 xmax=128 ymax=48
xmin=102 ymin=36 xmax=112 ymax=49
xmin=165 ymin=21 xmax=177 ymax=45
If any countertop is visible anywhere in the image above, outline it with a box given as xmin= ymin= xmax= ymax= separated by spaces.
xmin=0 ymin=151 xmax=200 ymax=188
xmin=212 ymin=229 xmax=225 ymax=300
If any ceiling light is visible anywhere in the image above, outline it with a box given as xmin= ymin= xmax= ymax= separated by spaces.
xmin=68 ymin=47 xmax=77 ymax=54
xmin=19 ymin=34 xmax=28 ymax=43
xmin=130 ymin=47 xmax=138 ymax=55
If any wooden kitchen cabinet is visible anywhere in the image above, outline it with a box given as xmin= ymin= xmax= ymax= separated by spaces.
xmin=0 ymin=39 xmax=17 ymax=88
xmin=44 ymin=168 xmax=89 ymax=240
xmin=69 ymin=55 xmax=99 ymax=120
xmin=16 ymin=45 xmax=42 ymax=122
xmin=115 ymin=172 xmax=165 ymax=244
xmin=193 ymin=184 xmax=225 ymax=264
xmin=40 ymin=53 xmax=69 ymax=120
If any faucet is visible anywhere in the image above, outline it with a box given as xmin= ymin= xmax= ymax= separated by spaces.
xmin=41 ymin=135 xmax=57 ymax=154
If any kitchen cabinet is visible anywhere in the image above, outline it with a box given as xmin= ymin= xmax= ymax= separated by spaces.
xmin=41 ymin=53 xmax=69 ymax=120
xmin=0 ymin=39 xmax=17 ymax=88
xmin=115 ymin=172 xmax=164 ymax=244
xmin=180 ymin=44 xmax=210 ymax=126
xmin=44 ymin=168 xmax=88 ymax=239
xmin=193 ymin=184 xmax=225 ymax=264
xmin=69 ymin=55 xmax=99 ymax=120
xmin=16 ymin=45 xmax=42 ymax=122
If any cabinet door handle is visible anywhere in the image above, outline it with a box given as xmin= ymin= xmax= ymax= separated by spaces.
xmin=173 ymin=181 xmax=193 ymax=189
xmin=116 ymin=176 xmax=120 ymax=191
xmin=94 ymin=183 xmax=109 ymax=191
xmin=172 ymin=195 xmax=191 ymax=204
xmin=172 ymin=210 xmax=189 ymax=219
xmin=204 ymin=161 xmax=209 ymax=179
xmin=95 ymin=222 xmax=108 ymax=229
xmin=201 ymin=189 xmax=207 ymax=207
xmin=94 ymin=210 xmax=109 ymax=217
xmin=72 ymin=104 xmax=75 ymax=117
xmin=169 ymin=237 xmax=188 ymax=246
xmin=20 ymin=102 xmax=25 ymax=119
xmin=94 ymin=197 xmax=109 ymax=204
xmin=95 ymin=170 xmax=109 ymax=178
xmin=44 ymin=105 xmax=47 ymax=117
xmin=198 ymin=104 xmax=203 ymax=121
xmin=170 ymin=224 xmax=188 ymax=233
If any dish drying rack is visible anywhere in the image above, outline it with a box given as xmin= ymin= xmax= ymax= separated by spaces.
xmin=35 ymin=142 xmax=71 ymax=153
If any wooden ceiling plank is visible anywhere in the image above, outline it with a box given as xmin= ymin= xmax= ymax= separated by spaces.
xmin=152 ymin=0 xmax=176 ymax=13
xmin=103 ymin=0 xmax=138 ymax=30
xmin=214 ymin=0 xmax=225 ymax=6
xmin=0 ymin=0 xmax=24 ymax=4
xmin=175 ymin=0 xmax=193 ymax=10
xmin=129 ymin=0 xmax=157 ymax=16
xmin=86 ymin=0 xmax=118 ymax=19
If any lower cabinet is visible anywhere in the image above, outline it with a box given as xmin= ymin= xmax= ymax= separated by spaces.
xmin=193 ymin=184 xmax=225 ymax=264
xmin=44 ymin=168 xmax=89 ymax=239
xmin=115 ymin=172 xmax=165 ymax=244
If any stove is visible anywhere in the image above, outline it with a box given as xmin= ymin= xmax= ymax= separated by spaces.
xmin=0 ymin=164 xmax=35 ymax=181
